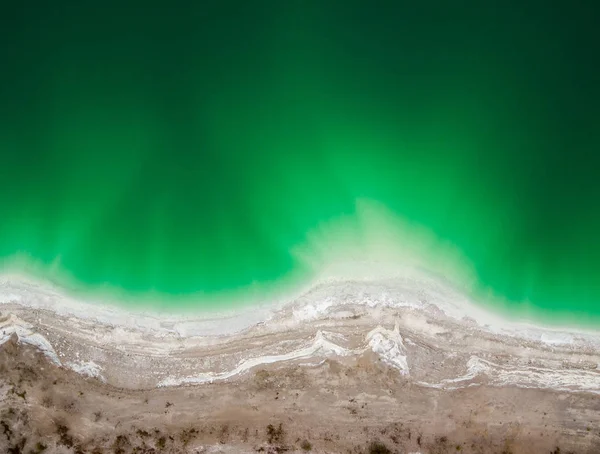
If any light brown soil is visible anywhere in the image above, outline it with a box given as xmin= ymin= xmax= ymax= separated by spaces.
xmin=1 ymin=335 xmax=599 ymax=454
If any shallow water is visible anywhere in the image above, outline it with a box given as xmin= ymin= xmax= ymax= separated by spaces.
xmin=0 ymin=2 xmax=599 ymax=321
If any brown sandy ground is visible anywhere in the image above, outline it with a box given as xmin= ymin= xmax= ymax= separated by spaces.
xmin=1 ymin=335 xmax=599 ymax=454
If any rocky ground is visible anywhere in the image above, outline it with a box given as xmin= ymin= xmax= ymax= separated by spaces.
xmin=1 ymin=334 xmax=600 ymax=454
xmin=2 ymin=277 xmax=600 ymax=453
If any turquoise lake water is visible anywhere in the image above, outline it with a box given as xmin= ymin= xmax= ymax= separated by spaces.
xmin=1 ymin=2 xmax=599 ymax=324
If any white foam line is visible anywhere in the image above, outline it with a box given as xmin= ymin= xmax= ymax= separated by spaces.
xmin=67 ymin=360 xmax=106 ymax=381
xmin=487 ymin=358 xmax=600 ymax=393
xmin=418 ymin=355 xmax=600 ymax=394
xmin=157 ymin=331 xmax=351 ymax=386
xmin=0 ymin=276 xmax=277 ymax=337
xmin=0 ymin=313 xmax=108 ymax=380
xmin=0 ymin=314 xmax=61 ymax=365
xmin=366 ymin=322 xmax=409 ymax=375
xmin=2 ymin=269 xmax=600 ymax=349
xmin=159 ymin=325 xmax=416 ymax=387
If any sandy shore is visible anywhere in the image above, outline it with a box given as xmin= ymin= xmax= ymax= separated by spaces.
xmin=1 ymin=273 xmax=600 ymax=452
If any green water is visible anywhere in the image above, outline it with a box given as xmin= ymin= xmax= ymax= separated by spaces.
xmin=1 ymin=2 xmax=599 ymax=321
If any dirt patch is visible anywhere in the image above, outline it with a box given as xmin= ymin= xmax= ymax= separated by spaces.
xmin=1 ymin=336 xmax=599 ymax=453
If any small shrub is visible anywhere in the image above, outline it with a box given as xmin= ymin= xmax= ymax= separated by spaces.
xmin=368 ymin=441 xmax=392 ymax=454
xmin=41 ymin=396 xmax=53 ymax=408
xmin=300 ymin=439 xmax=312 ymax=451
xmin=267 ymin=423 xmax=284 ymax=444
xmin=56 ymin=424 xmax=74 ymax=448
xmin=1 ymin=420 xmax=12 ymax=437
xmin=7 ymin=436 xmax=26 ymax=454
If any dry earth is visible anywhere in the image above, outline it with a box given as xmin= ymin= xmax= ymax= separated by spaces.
xmin=1 ymin=335 xmax=600 ymax=454
xmin=1 ymin=278 xmax=600 ymax=453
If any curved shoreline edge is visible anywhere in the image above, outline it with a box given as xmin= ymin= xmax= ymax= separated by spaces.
xmin=1 ymin=269 xmax=599 ymax=394
xmin=1 ymin=266 xmax=599 ymax=341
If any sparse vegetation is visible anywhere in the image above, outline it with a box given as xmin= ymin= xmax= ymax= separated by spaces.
xmin=300 ymin=439 xmax=312 ymax=451
xmin=112 ymin=434 xmax=131 ymax=454
xmin=267 ymin=423 xmax=284 ymax=444
xmin=0 ymin=319 xmax=597 ymax=454
xmin=56 ymin=423 xmax=74 ymax=448
xmin=7 ymin=436 xmax=26 ymax=454
xmin=1 ymin=419 xmax=12 ymax=437
xmin=368 ymin=441 xmax=392 ymax=454
xmin=218 ymin=424 xmax=230 ymax=444
xmin=41 ymin=395 xmax=53 ymax=408
xmin=179 ymin=427 xmax=198 ymax=446
xmin=254 ymin=369 xmax=276 ymax=390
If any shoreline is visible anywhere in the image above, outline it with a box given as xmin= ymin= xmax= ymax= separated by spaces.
xmin=1 ymin=268 xmax=599 ymax=393
xmin=2 ymin=268 xmax=600 ymax=453
xmin=2 ymin=197 xmax=598 ymax=337
xmin=1 ymin=266 xmax=599 ymax=342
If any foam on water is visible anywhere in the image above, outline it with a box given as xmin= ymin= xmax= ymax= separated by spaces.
xmin=2 ymin=199 xmax=598 ymax=336
xmin=1 ymin=202 xmax=599 ymax=392
xmin=2 ymin=264 xmax=600 ymax=350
